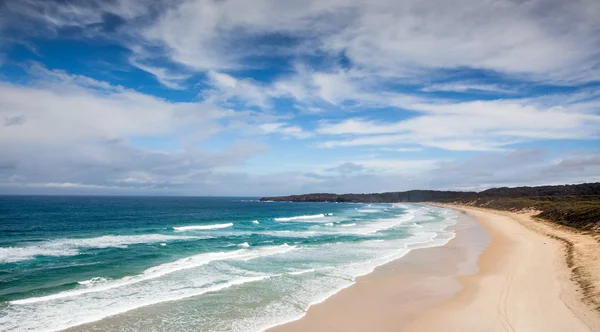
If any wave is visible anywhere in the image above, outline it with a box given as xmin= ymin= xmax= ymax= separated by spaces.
xmin=173 ymin=223 xmax=233 ymax=231
xmin=0 ymin=246 xmax=78 ymax=264
xmin=52 ymin=234 xmax=203 ymax=248
xmin=358 ymin=209 xmax=379 ymax=213
xmin=0 ymin=234 xmax=202 ymax=264
xmin=11 ymin=244 xmax=295 ymax=305
xmin=392 ymin=203 xmax=410 ymax=209
xmin=8 ymin=275 xmax=273 ymax=332
xmin=238 ymin=242 xmax=250 ymax=247
xmin=77 ymin=277 xmax=110 ymax=286
xmin=252 ymin=220 xmax=260 ymax=224
xmin=322 ymin=213 xmax=415 ymax=236
xmin=351 ymin=214 xmax=415 ymax=235
xmin=263 ymin=230 xmax=318 ymax=238
xmin=274 ymin=214 xmax=330 ymax=222
xmin=3 ymin=206 xmax=460 ymax=332
xmin=288 ymin=268 xmax=316 ymax=275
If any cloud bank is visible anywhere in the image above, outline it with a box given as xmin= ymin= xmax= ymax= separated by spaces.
xmin=0 ymin=0 xmax=599 ymax=195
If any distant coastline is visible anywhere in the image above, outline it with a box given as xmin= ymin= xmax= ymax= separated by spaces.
xmin=261 ymin=182 xmax=600 ymax=203
xmin=261 ymin=182 xmax=600 ymax=231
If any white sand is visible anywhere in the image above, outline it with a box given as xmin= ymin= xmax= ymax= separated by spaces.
xmin=406 ymin=205 xmax=599 ymax=331
xmin=271 ymin=205 xmax=600 ymax=332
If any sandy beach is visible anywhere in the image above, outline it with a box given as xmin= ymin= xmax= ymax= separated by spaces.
xmin=271 ymin=204 xmax=600 ymax=332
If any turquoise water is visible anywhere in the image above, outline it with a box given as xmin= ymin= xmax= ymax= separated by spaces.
xmin=0 ymin=196 xmax=458 ymax=331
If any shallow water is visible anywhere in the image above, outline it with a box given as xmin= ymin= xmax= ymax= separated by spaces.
xmin=0 ymin=196 xmax=458 ymax=331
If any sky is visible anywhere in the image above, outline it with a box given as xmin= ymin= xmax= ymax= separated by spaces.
xmin=0 ymin=0 xmax=599 ymax=196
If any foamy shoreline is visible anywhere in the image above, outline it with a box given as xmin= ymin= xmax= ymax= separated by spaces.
xmin=268 ymin=206 xmax=487 ymax=332
xmin=31 ymin=203 xmax=453 ymax=332
xmin=271 ymin=204 xmax=600 ymax=332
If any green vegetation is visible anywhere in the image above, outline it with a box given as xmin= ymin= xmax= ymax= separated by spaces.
xmin=260 ymin=190 xmax=477 ymax=203
xmin=443 ymin=195 xmax=600 ymax=231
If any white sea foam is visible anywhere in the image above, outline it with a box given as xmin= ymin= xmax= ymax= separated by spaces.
xmin=173 ymin=223 xmax=233 ymax=231
xmin=77 ymin=277 xmax=110 ymax=286
xmin=0 ymin=234 xmax=202 ymax=263
xmin=4 ymin=275 xmax=272 ymax=332
xmin=358 ymin=209 xmax=378 ymax=213
xmin=251 ymin=224 xmax=456 ymax=332
xmin=11 ymin=244 xmax=295 ymax=305
xmin=325 ymin=213 xmax=415 ymax=236
xmin=2 ymin=205 xmax=461 ymax=332
xmin=252 ymin=220 xmax=260 ymax=224
xmin=263 ymin=230 xmax=317 ymax=238
xmin=392 ymin=203 xmax=410 ymax=209
xmin=288 ymin=268 xmax=316 ymax=275
xmin=238 ymin=242 xmax=250 ymax=248
xmin=368 ymin=213 xmax=416 ymax=233
xmin=274 ymin=214 xmax=328 ymax=222
xmin=54 ymin=234 xmax=204 ymax=248
xmin=0 ymin=247 xmax=78 ymax=264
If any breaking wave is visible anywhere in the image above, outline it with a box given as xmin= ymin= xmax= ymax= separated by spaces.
xmin=173 ymin=223 xmax=233 ymax=231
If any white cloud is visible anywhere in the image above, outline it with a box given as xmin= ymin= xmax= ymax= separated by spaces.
xmin=317 ymin=99 xmax=600 ymax=150
xmin=427 ymin=149 xmax=600 ymax=190
xmin=0 ymin=65 xmax=276 ymax=191
xmin=205 ymin=71 xmax=273 ymax=108
xmin=203 ymin=67 xmax=390 ymax=109
xmin=311 ymin=71 xmax=358 ymax=105
xmin=421 ymin=83 xmax=515 ymax=94
xmin=327 ymin=0 xmax=600 ymax=83
xmin=139 ymin=0 xmax=600 ymax=83
xmin=135 ymin=0 xmax=351 ymax=71
xmin=1 ymin=0 xmax=600 ymax=195
xmin=259 ymin=122 xmax=312 ymax=139
xmin=353 ymin=159 xmax=437 ymax=172
xmin=0 ymin=78 xmax=226 ymax=144
xmin=5 ymin=0 xmax=105 ymax=29
xmin=267 ymin=67 xmax=422 ymax=109
xmin=207 ymin=71 xmax=238 ymax=89
xmin=129 ymin=58 xmax=191 ymax=89
xmin=380 ymin=147 xmax=423 ymax=152
xmin=8 ymin=0 xmax=600 ymax=84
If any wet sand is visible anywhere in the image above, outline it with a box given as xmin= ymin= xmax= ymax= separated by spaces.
xmin=271 ymin=204 xmax=600 ymax=332
xmin=270 ymin=208 xmax=489 ymax=332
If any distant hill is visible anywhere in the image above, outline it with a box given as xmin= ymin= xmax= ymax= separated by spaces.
xmin=260 ymin=190 xmax=478 ymax=203
xmin=479 ymin=183 xmax=600 ymax=197
xmin=260 ymin=183 xmax=600 ymax=203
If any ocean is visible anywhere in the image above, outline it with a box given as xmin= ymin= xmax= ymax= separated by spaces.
xmin=0 ymin=196 xmax=458 ymax=331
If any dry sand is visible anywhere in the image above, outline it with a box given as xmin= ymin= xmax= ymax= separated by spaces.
xmin=270 ymin=204 xmax=600 ymax=332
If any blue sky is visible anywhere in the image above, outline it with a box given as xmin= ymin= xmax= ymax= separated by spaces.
xmin=0 ymin=0 xmax=599 ymax=196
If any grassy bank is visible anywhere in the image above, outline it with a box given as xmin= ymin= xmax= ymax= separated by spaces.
xmin=442 ymin=195 xmax=600 ymax=232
